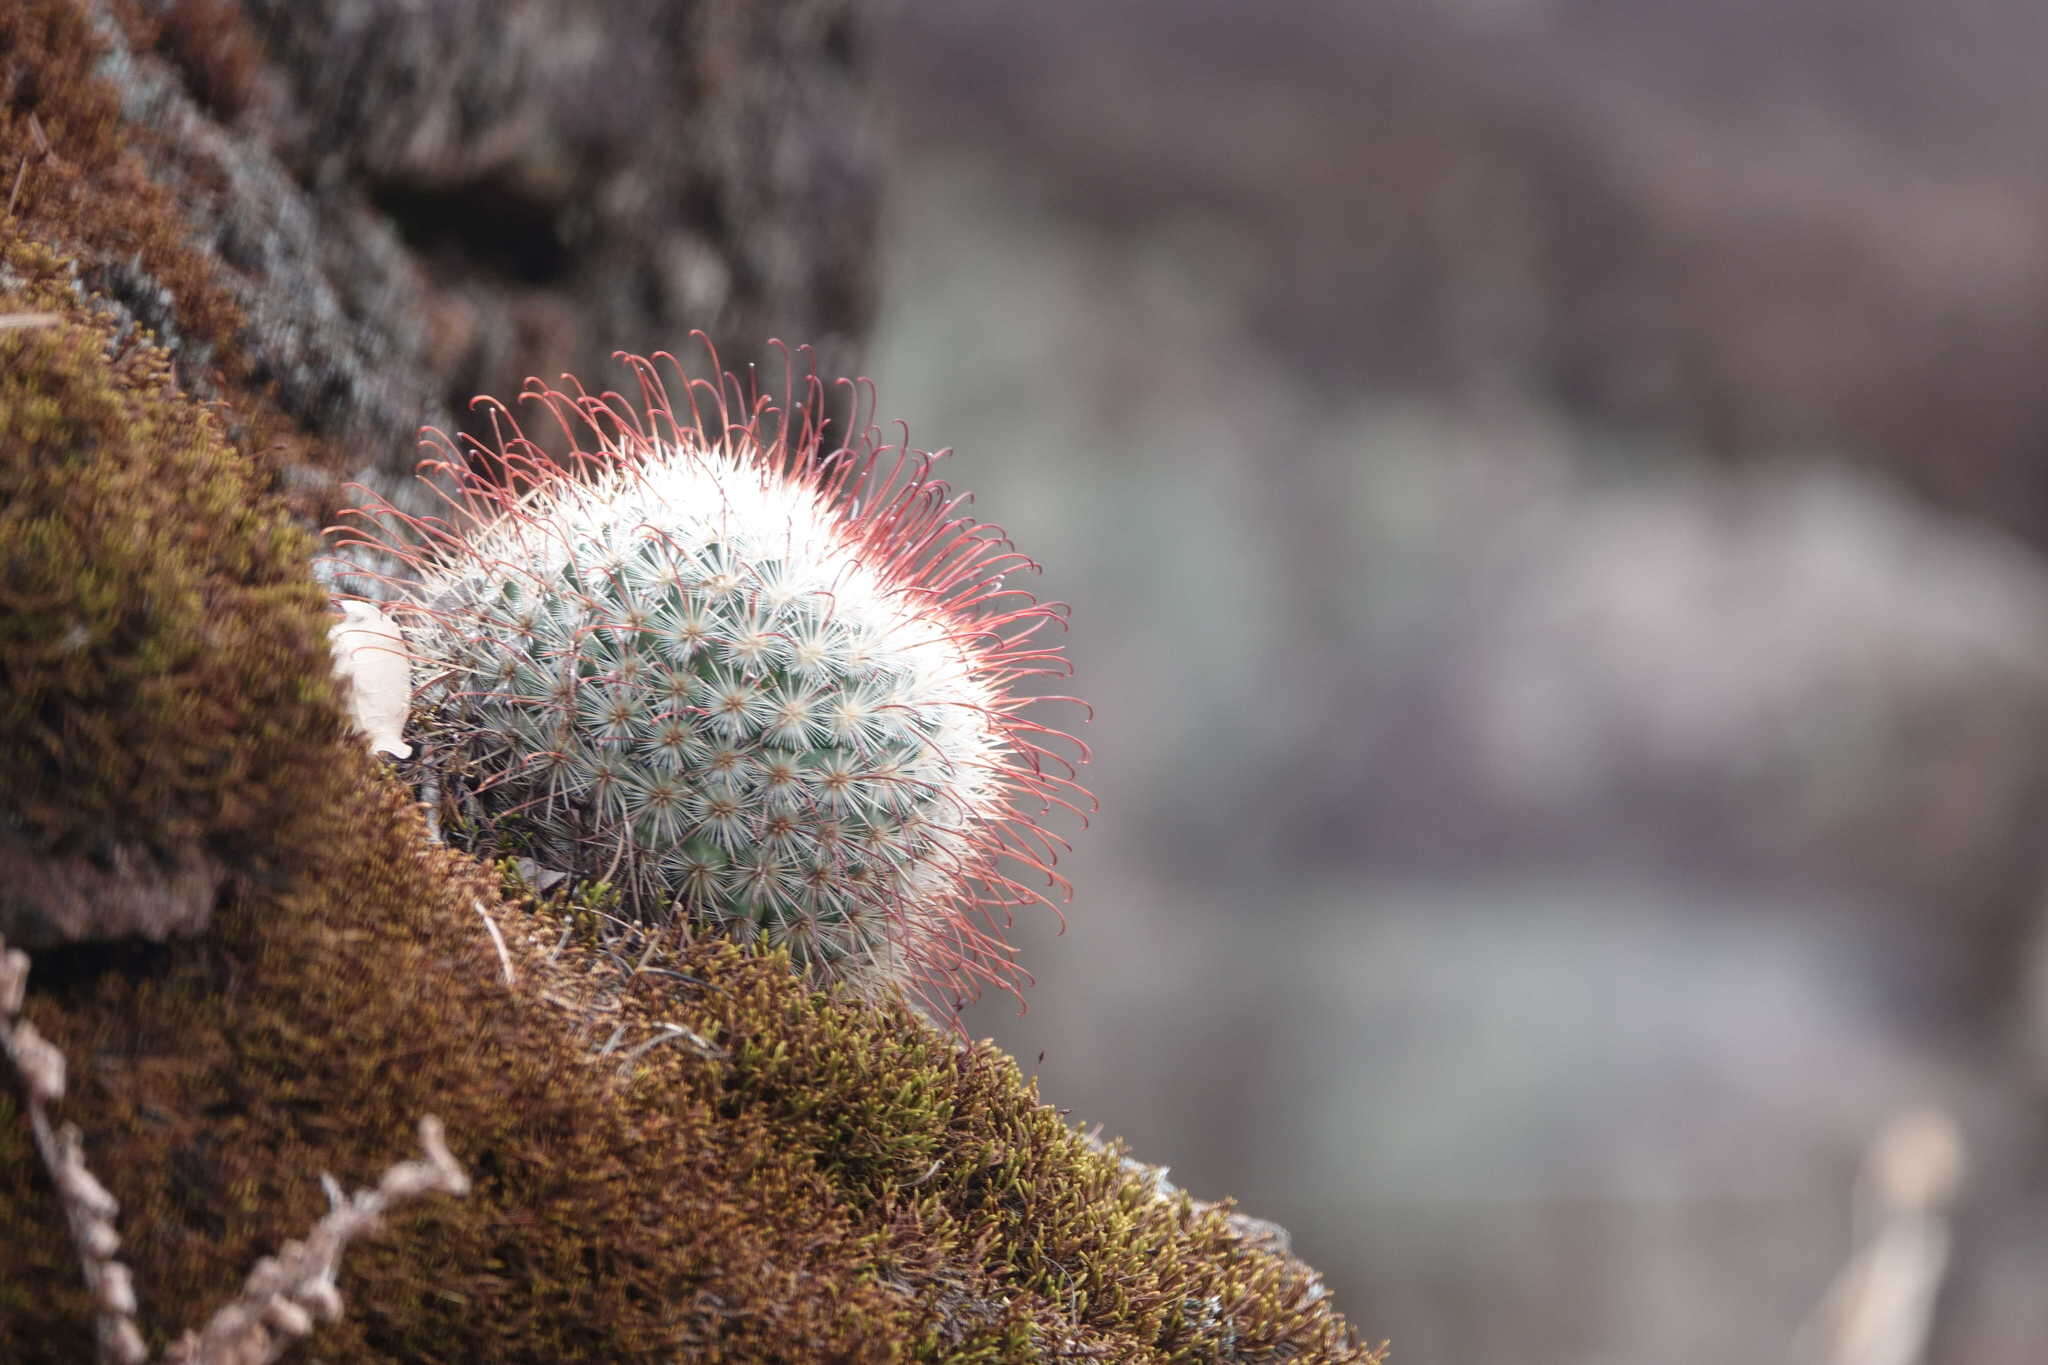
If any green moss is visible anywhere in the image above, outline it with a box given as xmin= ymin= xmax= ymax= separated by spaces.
xmin=3 ymin=763 xmax=1376 ymax=1361
xmin=0 ymin=240 xmax=347 ymax=884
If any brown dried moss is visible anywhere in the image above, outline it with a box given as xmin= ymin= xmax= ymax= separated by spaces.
xmin=0 ymin=239 xmax=346 ymax=943
xmin=0 ymin=207 xmax=346 ymax=1332
xmin=140 ymin=0 xmax=265 ymax=122
xmin=4 ymin=758 xmax=1377 ymax=1360
xmin=2 ymin=2 xmax=241 ymax=355
xmin=1 ymin=0 xmax=334 ymax=494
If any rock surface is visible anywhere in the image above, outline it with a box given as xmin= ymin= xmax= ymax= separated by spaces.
xmin=84 ymin=0 xmax=879 ymax=516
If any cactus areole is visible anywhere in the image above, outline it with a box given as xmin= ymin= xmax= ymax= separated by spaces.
xmin=332 ymin=348 xmax=1090 ymax=1014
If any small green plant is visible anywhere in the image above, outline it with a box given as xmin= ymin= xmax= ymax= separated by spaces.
xmin=334 ymin=348 xmax=1090 ymax=1014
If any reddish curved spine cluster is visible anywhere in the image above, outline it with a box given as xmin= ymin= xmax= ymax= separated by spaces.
xmin=332 ymin=344 xmax=1091 ymax=1015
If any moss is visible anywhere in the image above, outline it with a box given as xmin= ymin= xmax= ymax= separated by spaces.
xmin=139 ymin=0 xmax=266 ymax=122
xmin=1 ymin=0 xmax=243 ymax=365
xmin=4 ymin=759 xmax=1376 ymax=1360
xmin=1 ymin=0 xmax=340 ymax=500
xmin=0 ymin=238 xmax=346 ymax=899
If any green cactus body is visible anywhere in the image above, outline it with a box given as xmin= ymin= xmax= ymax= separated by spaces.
xmin=335 ymin=351 xmax=1089 ymax=1012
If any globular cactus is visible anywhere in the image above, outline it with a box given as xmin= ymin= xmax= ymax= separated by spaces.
xmin=333 ymin=349 xmax=1090 ymax=1013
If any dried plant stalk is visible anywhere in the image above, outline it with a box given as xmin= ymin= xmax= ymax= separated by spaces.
xmin=4 ymin=932 xmax=468 ymax=1364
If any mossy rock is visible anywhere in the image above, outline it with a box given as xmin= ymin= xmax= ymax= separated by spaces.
xmin=0 ymin=240 xmax=348 ymax=945
xmin=3 ymin=773 xmax=1374 ymax=1360
xmin=0 ymin=250 xmax=1375 ymax=1365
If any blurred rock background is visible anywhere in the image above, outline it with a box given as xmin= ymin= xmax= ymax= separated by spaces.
xmin=863 ymin=3 xmax=2048 ymax=1363
xmin=92 ymin=0 xmax=877 ymax=525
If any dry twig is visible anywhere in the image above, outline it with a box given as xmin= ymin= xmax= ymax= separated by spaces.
xmin=2 ymin=933 xmax=148 ymax=1364
xmin=4 ymin=932 xmax=470 ymax=1364
xmin=1799 ymin=1107 xmax=1966 ymax=1365
xmin=163 ymin=1115 xmax=469 ymax=1365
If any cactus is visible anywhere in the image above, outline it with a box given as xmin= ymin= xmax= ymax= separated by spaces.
xmin=333 ymin=349 xmax=1089 ymax=1012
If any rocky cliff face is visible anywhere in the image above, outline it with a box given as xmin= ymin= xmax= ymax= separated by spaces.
xmin=44 ymin=0 xmax=879 ymax=519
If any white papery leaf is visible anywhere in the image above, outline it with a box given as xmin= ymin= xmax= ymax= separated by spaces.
xmin=329 ymin=600 xmax=414 ymax=758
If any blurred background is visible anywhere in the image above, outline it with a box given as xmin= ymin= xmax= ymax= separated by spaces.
xmin=863 ymin=3 xmax=2048 ymax=1363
